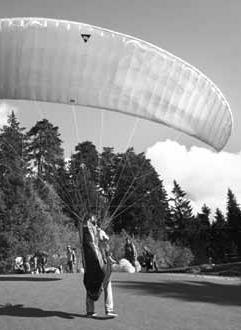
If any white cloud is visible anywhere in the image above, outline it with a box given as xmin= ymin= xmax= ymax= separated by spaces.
xmin=0 ymin=102 xmax=18 ymax=128
xmin=146 ymin=140 xmax=241 ymax=216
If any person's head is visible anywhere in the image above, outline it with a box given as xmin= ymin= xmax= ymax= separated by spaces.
xmin=96 ymin=214 xmax=102 ymax=227
xmin=90 ymin=214 xmax=97 ymax=225
xmin=67 ymin=245 xmax=71 ymax=251
xmin=126 ymin=237 xmax=131 ymax=244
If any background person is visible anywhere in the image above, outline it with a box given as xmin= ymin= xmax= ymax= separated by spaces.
xmin=124 ymin=237 xmax=137 ymax=267
xmin=142 ymin=246 xmax=158 ymax=272
xmin=23 ymin=254 xmax=31 ymax=273
xmin=36 ymin=251 xmax=48 ymax=273
xmin=30 ymin=254 xmax=38 ymax=274
xmin=14 ymin=256 xmax=24 ymax=273
xmin=66 ymin=245 xmax=76 ymax=273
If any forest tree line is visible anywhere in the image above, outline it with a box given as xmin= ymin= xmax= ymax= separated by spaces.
xmin=0 ymin=111 xmax=240 ymax=272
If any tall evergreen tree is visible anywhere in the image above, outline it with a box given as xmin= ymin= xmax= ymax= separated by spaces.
xmin=211 ymin=208 xmax=229 ymax=263
xmin=0 ymin=111 xmax=29 ymax=214
xmin=226 ymin=189 xmax=241 ymax=257
xmin=70 ymin=141 xmax=98 ymax=181
xmin=99 ymin=147 xmax=118 ymax=201
xmin=192 ymin=204 xmax=212 ymax=263
xmin=108 ymin=148 xmax=169 ymax=238
xmin=27 ymin=119 xmax=64 ymax=185
xmin=0 ymin=112 xmax=30 ymax=271
xmin=63 ymin=141 xmax=99 ymax=222
xmin=0 ymin=111 xmax=29 ymax=188
xmin=167 ymin=180 xmax=194 ymax=246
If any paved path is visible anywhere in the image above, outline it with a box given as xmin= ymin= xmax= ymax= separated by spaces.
xmin=0 ymin=272 xmax=240 ymax=330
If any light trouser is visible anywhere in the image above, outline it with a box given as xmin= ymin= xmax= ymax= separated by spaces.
xmin=86 ymin=280 xmax=114 ymax=314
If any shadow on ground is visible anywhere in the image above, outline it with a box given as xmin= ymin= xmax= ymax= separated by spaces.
xmin=0 ymin=276 xmax=61 ymax=281
xmin=114 ymin=279 xmax=241 ymax=306
xmin=0 ymin=304 xmax=81 ymax=319
xmin=0 ymin=304 xmax=115 ymax=321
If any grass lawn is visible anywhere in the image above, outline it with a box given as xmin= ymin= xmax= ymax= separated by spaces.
xmin=0 ymin=272 xmax=240 ymax=330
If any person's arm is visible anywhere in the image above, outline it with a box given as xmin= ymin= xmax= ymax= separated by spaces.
xmin=132 ymin=243 xmax=138 ymax=260
xmin=78 ymin=220 xmax=85 ymax=269
xmin=72 ymin=250 xmax=76 ymax=264
xmin=98 ymin=228 xmax=109 ymax=242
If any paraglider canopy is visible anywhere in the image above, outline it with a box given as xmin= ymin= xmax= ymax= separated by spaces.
xmin=0 ymin=17 xmax=232 ymax=151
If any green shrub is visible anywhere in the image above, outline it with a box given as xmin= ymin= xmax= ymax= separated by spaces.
xmin=109 ymin=233 xmax=194 ymax=268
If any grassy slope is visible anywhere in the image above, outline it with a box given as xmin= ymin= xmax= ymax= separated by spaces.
xmin=0 ymin=272 xmax=240 ymax=330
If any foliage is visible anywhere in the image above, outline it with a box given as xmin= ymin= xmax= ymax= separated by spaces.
xmin=226 ymin=189 xmax=241 ymax=256
xmin=0 ymin=113 xmax=76 ymax=272
xmin=0 ymin=111 xmax=241 ymax=272
xmin=109 ymin=232 xmax=194 ymax=268
xmin=210 ymin=208 xmax=229 ymax=263
xmin=104 ymin=148 xmax=170 ymax=237
xmin=27 ymin=118 xmax=64 ymax=184
xmin=190 ymin=204 xmax=212 ymax=264
xmin=167 ymin=180 xmax=194 ymax=246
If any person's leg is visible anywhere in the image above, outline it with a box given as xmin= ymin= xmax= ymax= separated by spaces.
xmin=86 ymin=294 xmax=95 ymax=315
xmin=67 ymin=261 xmax=72 ymax=273
xmin=70 ymin=262 xmax=73 ymax=273
xmin=153 ymin=255 xmax=158 ymax=271
xmin=154 ymin=261 xmax=158 ymax=271
xmin=104 ymin=280 xmax=114 ymax=313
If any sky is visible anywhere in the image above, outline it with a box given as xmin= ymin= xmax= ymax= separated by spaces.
xmin=0 ymin=0 xmax=241 ymax=216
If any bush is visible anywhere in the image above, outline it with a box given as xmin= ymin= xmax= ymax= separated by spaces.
xmin=109 ymin=231 xmax=128 ymax=260
xmin=109 ymin=233 xmax=194 ymax=268
xmin=158 ymin=241 xmax=194 ymax=268
xmin=0 ymin=258 xmax=13 ymax=274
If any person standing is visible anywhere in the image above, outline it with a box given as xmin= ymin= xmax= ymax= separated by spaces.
xmin=124 ymin=237 xmax=137 ymax=267
xmin=82 ymin=214 xmax=117 ymax=318
xmin=66 ymin=245 xmax=76 ymax=273
xmin=23 ymin=255 xmax=31 ymax=273
xmin=142 ymin=246 xmax=158 ymax=272
xmin=34 ymin=251 xmax=48 ymax=274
